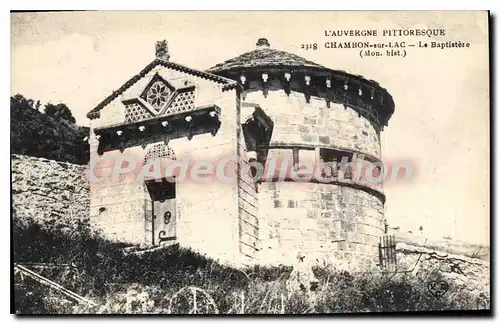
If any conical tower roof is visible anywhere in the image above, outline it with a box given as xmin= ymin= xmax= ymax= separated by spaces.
xmin=207 ymin=38 xmax=395 ymax=127
xmin=207 ymin=38 xmax=327 ymax=74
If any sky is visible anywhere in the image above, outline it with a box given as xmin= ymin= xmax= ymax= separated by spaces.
xmin=10 ymin=11 xmax=490 ymax=244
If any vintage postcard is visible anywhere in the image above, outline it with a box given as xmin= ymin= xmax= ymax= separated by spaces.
xmin=10 ymin=11 xmax=490 ymax=315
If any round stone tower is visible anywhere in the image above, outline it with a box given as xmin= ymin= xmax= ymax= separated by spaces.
xmin=208 ymin=38 xmax=395 ymax=269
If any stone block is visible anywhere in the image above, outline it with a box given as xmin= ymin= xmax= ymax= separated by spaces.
xmin=319 ymin=136 xmax=331 ymax=145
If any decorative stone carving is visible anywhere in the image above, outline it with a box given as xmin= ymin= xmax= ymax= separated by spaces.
xmin=124 ymin=102 xmax=153 ymax=122
xmin=146 ymin=81 xmax=172 ymax=111
xmin=155 ymin=40 xmax=170 ymax=61
xmin=144 ymin=142 xmax=177 ymax=163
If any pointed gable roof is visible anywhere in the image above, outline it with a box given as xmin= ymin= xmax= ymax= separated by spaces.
xmin=87 ymin=59 xmax=238 ymax=120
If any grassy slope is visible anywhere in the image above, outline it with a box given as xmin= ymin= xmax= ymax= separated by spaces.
xmin=12 ymin=215 xmax=490 ymax=314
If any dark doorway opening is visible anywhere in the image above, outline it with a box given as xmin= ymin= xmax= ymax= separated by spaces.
xmin=145 ymin=177 xmax=177 ymax=246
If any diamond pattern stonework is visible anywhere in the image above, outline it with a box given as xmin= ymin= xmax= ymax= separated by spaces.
xmin=165 ymin=90 xmax=195 ymax=115
xmin=125 ymin=103 xmax=153 ymax=122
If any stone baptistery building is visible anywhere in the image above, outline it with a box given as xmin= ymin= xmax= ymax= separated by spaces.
xmin=87 ymin=38 xmax=394 ymax=269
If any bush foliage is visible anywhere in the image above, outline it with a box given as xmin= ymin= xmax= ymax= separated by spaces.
xmin=10 ymin=94 xmax=89 ymax=165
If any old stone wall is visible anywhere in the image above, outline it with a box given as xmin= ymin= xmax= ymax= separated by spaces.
xmin=166 ymin=87 xmax=240 ymax=264
xmin=236 ymin=83 xmax=386 ymax=269
xmin=89 ymin=66 xmax=241 ymax=264
xmin=244 ymin=89 xmax=381 ymax=159
xmin=257 ymin=181 xmax=384 ymax=268
xmin=89 ymin=160 xmax=148 ymax=245
xmin=237 ymin=148 xmax=260 ymax=263
xmin=11 ymin=154 xmax=90 ymax=222
xmin=396 ymin=242 xmax=490 ymax=303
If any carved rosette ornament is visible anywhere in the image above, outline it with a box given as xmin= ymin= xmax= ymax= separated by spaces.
xmin=146 ymin=81 xmax=171 ymax=112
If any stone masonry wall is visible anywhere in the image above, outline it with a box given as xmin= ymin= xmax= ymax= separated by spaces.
xmin=240 ymin=87 xmax=385 ymax=268
xmin=257 ymin=181 xmax=384 ymax=268
xmin=89 ymin=150 xmax=148 ymax=245
xmin=237 ymin=148 xmax=260 ymax=263
xmin=89 ymin=66 xmax=241 ymax=264
xmin=396 ymin=242 xmax=490 ymax=305
xmin=244 ymin=89 xmax=381 ymax=159
xmin=11 ymin=154 xmax=90 ymax=222
xmin=167 ymin=87 xmax=239 ymax=264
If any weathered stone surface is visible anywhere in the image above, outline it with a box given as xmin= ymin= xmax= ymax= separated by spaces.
xmin=257 ymin=181 xmax=384 ymax=268
xmin=244 ymin=91 xmax=381 ymax=158
xmin=89 ymin=68 xmax=242 ymax=265
xmin=396 ymin=242 xmax=490 ymax=302
xmin=11 ymin=154 xmax=90 ymax=222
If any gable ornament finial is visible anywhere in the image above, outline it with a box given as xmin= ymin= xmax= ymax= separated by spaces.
xmin=256 ymin=37 xmax=271 ymax=49
xmin=155 ymin=40 xmax=170 ymax=61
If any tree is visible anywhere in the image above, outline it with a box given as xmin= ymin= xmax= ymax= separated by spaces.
xmin=44 ymin=103 xmax=76 ymax=124
xmin=11 ymin=94 xmax=36 ymax=111
xmin=11 ymin=94 xmax=89 ymax=165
